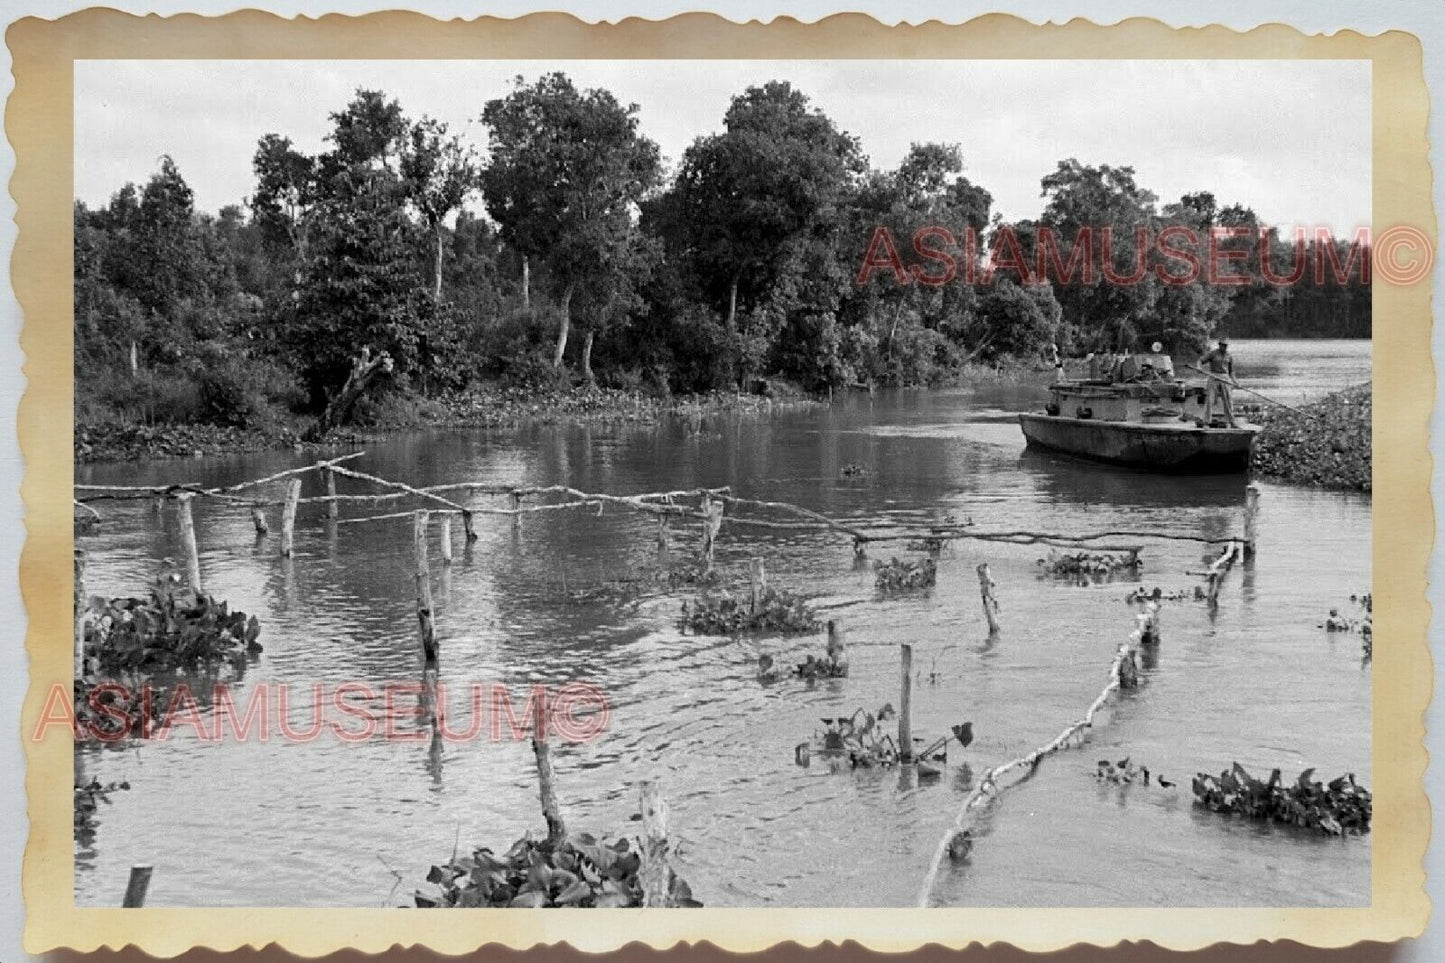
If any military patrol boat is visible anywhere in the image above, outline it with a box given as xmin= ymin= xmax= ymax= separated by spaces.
xmin=1018 ymin=347 xmax=1260 ymax=473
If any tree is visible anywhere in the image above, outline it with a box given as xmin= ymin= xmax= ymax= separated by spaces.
xmin=662 ymin=82 xmax=863 ymax=343
xmin=481 ymin=73 xmax=661 ymax=369
xmin=250 ymin=134 xmax=322 ymax=260
xmin=401 ymin=116 xmax=481 ymax=299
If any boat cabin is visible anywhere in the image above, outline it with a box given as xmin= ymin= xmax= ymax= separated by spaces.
xmin=1047 ymin=352 xmax=1213 ymax=426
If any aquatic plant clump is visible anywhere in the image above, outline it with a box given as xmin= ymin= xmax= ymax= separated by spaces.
xmin=415 ymin=832 xmax=700 ymax=908
xmin=874 ymin=556 xmax=938 ymax=591
xmin=74 ymin=776 xmax=130 ymax=846
xmin=1038 ymin=549 xmax=1140 ymax=582
xmin=82 ymin=565 xmax=262 ymax=676
xmin=1251 ymin=383 xmax=1371 ymax=492
xmin=679 ymin=586 xmax=820 ymax=636
xmin=1191 ymin=764 xmax=1371 ymax=836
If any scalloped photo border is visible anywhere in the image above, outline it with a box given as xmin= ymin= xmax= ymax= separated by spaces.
xmin=10 ymin=8 xmax=1433 ymax=956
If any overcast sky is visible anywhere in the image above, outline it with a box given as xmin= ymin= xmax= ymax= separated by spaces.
xmin=75 ymin=59 xmax=1370 ymax=234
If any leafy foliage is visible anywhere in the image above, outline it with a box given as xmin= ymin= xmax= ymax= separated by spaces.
xmin=415 ymin=832 xmax=700 ymax=908
xmin=1191 ymin=764 xmax=1371 ymax=836
xmin=77 ymin=77 xmax=1368 ymax=446
xmin=679 ymin=586 xmax=819 ymax=635
xmin=874 ymin=556 xmax=938 ymax=591
xmin=74 ymin=776 xmax=131 ymax=846
xmin=83 ymin=564 xmax=262 ymax=675
xmin=1252 ymin=384 xmax=1371 ymax=492
xmin=1037 ymin=549 xmax=1141 ymax=582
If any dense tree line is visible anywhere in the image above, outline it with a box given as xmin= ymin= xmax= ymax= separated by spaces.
xmin=74 ymin=76 xmax=1370 ymax=431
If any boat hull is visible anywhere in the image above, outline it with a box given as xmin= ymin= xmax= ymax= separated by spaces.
xmin=1018 ymin=413 xmax=1257 ymax=473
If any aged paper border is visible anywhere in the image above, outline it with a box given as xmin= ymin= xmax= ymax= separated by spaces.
xmin=11 ymin=8 xmax=1433 ymax=955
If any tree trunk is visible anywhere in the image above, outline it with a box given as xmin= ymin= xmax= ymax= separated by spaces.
xmin=312 ymin=348 xmax=394 ymax=439
xmin=521 ymin=256 xmax=531 ymax=311
xmin=726 ymin=275 xmax=739 ymax=333
xmin=552 ymin=284 xmax=574 ymax=368
xmin=433 ymin=227 xmax=444 ymax=301
xmin=581 ymin=329 xmax=595 ymax=384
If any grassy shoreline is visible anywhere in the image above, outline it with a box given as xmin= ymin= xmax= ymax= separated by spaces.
xmin=75 ymin=382 xmax=822 ymax=465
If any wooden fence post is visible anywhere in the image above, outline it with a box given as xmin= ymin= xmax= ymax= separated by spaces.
xmin=280 ymin=478 xmax=301 ymax=558
xmin=699 ymin=495 xmax=724 ymax=574
xmin=531 ymin=692 xmax=567 ymax=847
xmin=748 ymin=558 xmax=766 ymax=612
xmin=74 ymin=549 xmax=86 ymax=680
xmin=826 ymin=619 xmax=848 ymax=673
xmin=250 ymin=503 xmax=269 ymax=536
xmin=413 ymin=511 xmax=438 ymax=673
xmin=122 ymin=865 xmax=153 ymax=908
xmin=1243 ymin=484 xmax=1260 ymax=559
xmin=977 ymin=562 xmax=1000 ymax=635
xmin=175 ymin=493 xmax=202 ymax=594
xmin=439 ymin=514 xmax=454 ymax=565
xmin=324 ymin=467 xmax=339 ymax=520
xmin=639 ymin=780 xmax=671 ymax=907
xmin=899 ymin=643 xmax=914 ymax=761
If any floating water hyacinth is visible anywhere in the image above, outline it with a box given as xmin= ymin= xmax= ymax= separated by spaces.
xmin=1191 ymin=764 xmax=1371 ymax=837
xmin=679 ymin=586 xmax=819 ymax=636
xmin=1038 ymin=549 xmax=1140 ymax=582
xmin=416 ymin=832 xmax=701 ymax=908
xmin=874 ymin=556 xmax=938 ymax=591
xmin=82 ymin=563 xmax=262 ymax=676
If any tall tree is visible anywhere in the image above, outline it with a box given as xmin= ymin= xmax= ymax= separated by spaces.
xmin=481 ymin=73 xmax=661 ymax=369
xmin=401 ymin=116 xmax=481 ymax=299
xmin=662 ymin=82 xmax=863 ymax=339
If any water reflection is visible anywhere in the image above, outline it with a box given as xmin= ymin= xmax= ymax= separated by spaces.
xmin=74 ymin=340 xmax=1370 ymax=909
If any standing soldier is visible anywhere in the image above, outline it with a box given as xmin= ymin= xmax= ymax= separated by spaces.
xmin=1198 ymin=339 xmax=1236 ymax=427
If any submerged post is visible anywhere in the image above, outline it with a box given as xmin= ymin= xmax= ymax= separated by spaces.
xmin=826 ymin=619 xmax=848 ymax=673
xmin=1243 ymin=484 xmax=1260 ymax=559
xmin=74 ymin=548 xmax=86 ymax=681
xmin=413 ymin=511 xmax=438 ymax=673
xmin=638 ymin=780 xmax=671 ymax=907
xmin=977 ymin=562 xmax=1000 ymax=635
xmin=280 ymin=478 xmax=301 ymax=557
xmin=324 ymin=466 xmax=339 ymax=520
xmin=122 ymin=865 xmax=153 ymax=908
xmin=250 ymin=502 xmax=269 ymax=536
xmin=899 ymin=643 xmax=914 ymax=761
xmin=531 ymin=692 xmax=567 ymax=847
xmin=748 ymin=558 xmax=767 ymax=612
xmin=439 ymin=514 xmax=454 ymax=565
xmin=175 ymin=493 xmax=202 ymax=594
xmin=699 ymin=495 xmax=724 ymax=574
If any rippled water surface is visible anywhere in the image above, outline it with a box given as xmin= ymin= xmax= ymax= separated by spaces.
xmin=75 ymin=340 xmax=1371 ymax=908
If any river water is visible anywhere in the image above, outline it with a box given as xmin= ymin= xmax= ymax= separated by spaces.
xmin=74 ymin=339 xmax=1371 ymax=908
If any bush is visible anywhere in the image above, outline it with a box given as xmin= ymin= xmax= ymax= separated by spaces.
xmin=76 ymin=365 xmax=204 ymax=426
xmin=194 ymin=348 xmax=302 ymax=429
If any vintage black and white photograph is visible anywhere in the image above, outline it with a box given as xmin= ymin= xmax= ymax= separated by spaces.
xmin=68 ymin=57 xmax=1373 ymax=909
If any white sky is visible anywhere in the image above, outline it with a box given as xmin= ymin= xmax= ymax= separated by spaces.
xmin=75 ymin=59 xmax=1370 ymax=234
